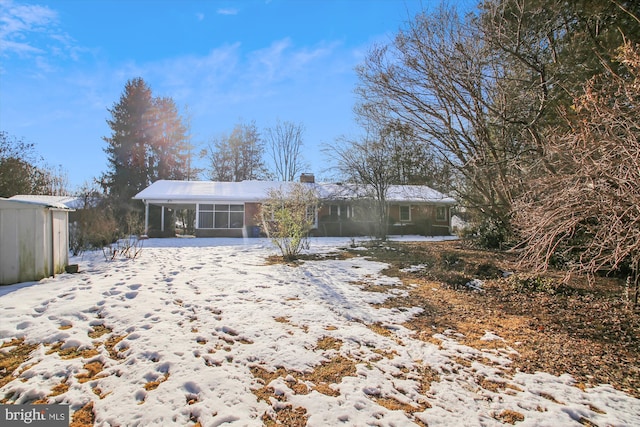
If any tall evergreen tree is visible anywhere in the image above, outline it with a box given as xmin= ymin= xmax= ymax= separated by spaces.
xmin=149 ymin=96 xmax=190 ymax=182
xmin=102 ymin=78 xmax=154 ymax=217
xmin=102 ymin=77 xmax=190 ymax=228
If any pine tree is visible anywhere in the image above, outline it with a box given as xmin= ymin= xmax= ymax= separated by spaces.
xmin=102 ymin=77 xmax=191 ymax=229
xmin=102 ymin=77 xmax=154 ymax=218
xmin=149 ymin=96 xmax=190 ymax=182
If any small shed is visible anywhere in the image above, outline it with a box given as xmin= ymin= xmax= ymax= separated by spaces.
xmin=0 ymin=198 xmax=73 ymax=285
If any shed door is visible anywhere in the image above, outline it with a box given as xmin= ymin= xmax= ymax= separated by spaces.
xmin=51 ymin=211 xmax=69 ymax=275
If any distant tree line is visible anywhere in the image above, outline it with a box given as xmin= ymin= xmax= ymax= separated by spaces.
xmin=0 ymin=131 xmax=68 ymax=197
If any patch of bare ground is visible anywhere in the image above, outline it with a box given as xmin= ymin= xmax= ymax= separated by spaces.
xmin=262 ymin=406 xmax=308 ymax=427
xmin=76 ymin=360 xmax=105 ymax=383
xmin=371 ymin=395 xmax=429 ymax=426
xmin=88 ymin=324 xmax=112 ymax=339
xmin=315 ymin=336 xmax=342 ymax=351
xmin=252 ymin=337 xmax=359 ymax=423
xmin=265 ymin=250 xmax=355 ymax=266
xmin=352 ymin=240 xmax=640 ymax=399
xmin=103 ymin=334 xmax=127 ymax=360
xmin=494 ymin=409 xmax=525 ymax=424
xmin=144 ymin=372 xmax=170 ymax=391
xmin=70 ymin=402 xmax=95 ymax=427
xmin=0 ymin=339 xmax=39 ymax=389
xmin=50 ymin=379 xmax=70 ymax=397
xmin=45 ymin=342 xmax=99 ymax=359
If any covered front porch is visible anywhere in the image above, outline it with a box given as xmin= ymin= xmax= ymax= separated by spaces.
xmin=140 ymin=200 xmax=262 ymax=238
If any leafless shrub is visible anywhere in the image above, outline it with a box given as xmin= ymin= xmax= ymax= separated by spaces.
xmin=514 ymin=42 xmax=640 ymax=304
xmin=259 ymin=183 xmax=318 ymax=261
xmin=70 ymin=206 xmax=119 ymax=256
xmin=101 ymin=212 xmax=144 ymax=261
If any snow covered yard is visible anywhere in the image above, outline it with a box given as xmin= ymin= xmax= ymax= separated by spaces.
xmin=1 ymin=237 xmax=638 ymax=426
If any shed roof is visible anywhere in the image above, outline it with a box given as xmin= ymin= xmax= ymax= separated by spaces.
xmin=1 ymin=197 xmax=74 ymax=210
xmin=9 ymin=195 xmax=81 ymax=209
xmin=133 ymin=180 xmax=456 ymax=205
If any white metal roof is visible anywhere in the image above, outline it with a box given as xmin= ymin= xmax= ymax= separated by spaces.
xmin=1 ymin=197 xmax=74 ymax=210
xmin=133 ymin=180 xmax=456 ymax=205
xmin=9 ymin=195 xmax=81 ymax=209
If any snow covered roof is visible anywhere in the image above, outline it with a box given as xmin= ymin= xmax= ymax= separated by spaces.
xmin=318 ymin=183 xmax=456 ymax=203
xmin=133 ymin=180 xmax=456 ymax=205
xmin=9 ymin=195 xmax=82 ymax=209
xmin=3 ymin=195 xmax=76 ymax=210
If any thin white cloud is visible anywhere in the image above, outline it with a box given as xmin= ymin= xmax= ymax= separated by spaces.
xmin=0 ymin=0 xmax=79 ymax=72
xmin=195 ymin=12 xmax=205 ymax=21
xmin=0 ymin=0 xmax=58 ymax=54
xmin=217 ymin=8 xmax=238 ymax=16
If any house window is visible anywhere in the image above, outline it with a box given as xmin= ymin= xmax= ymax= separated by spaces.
xmin=399 ymin=205 xmax=411 ymax=222
xmin=436 ymin=206 xmax=447 ymax=221
xmin=306 ymin=205 xmax=317 ymax=226
xmin=330 ymin=204 xmax=352 ymax=219
xmin=198 ymin=204 xmax=214 ymax=229
xmin=198 ymin=204 xmax=244 ymax=229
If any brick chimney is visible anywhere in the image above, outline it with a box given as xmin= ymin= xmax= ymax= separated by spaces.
xmin=299 ymin=173 xmax=315 ymax=183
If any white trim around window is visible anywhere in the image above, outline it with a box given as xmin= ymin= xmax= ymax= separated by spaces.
xmin=197 ymin=203 xmax=245 ymax=229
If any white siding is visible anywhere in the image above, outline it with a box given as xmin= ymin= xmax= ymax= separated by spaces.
xmin=0 ymin=200 xmax=70 ymax=285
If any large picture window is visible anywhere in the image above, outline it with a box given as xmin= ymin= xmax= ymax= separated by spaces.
xmin=198 ymin=204 xmax=244 ymax=229
xmin=436 ymin=206 xmax=447 ymax=221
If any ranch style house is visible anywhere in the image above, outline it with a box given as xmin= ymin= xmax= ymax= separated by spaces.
xmin=133 ymin=174 xmax=456 ymax=238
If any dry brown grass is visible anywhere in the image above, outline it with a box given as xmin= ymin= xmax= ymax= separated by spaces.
xmin=266 ymin=251 xmax=356 ymax=266
xmin=353 ymin=240 xmax=640 ymax=398
xmin=372 ymin=395 xmax=429 ymax=413
xmin=103 ymin=334 xmax=127 ymax=360
xmin=46 ymin=343 xmax=99 ymax=359
xmin=262 ymin=406 xmax=308 ymax=427
xmin=144 ymin=373 xmax=170 ymax=391
xmin=367 ymin=322 xmax=394 ymax=338
xmin=315 ymin=336 xmax=342 ymax=351
xmin=251 ymin=336 xmax=359 ymax=423
xmin=88 ymin=325 xmax=112 ymax=339
xmin=50 ymin=379 xmax=70 ymax=396
xmin=251 ymin=354 xmax=357 ymax=401
xmin=76 ymin=360 xmax=105 ymax=383
xmin=495 ymin=409 xmax=525 ymax=424
xmin=0 ymin=338 xmax=39 ymax=389
xmin=70 ymin=402 xmax=95 ymax=427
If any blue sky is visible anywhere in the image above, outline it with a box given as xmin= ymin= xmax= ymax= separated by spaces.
xmin=1 ymin=0 xmax=474 ymax=190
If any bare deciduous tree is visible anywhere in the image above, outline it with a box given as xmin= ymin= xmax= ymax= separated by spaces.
xmin=265 ymin=120 xmax=308 ymax=181
xmin=515 ymin=42 xmax=640 ymax=304
xmin=202 ymin=120 xmax=266 ymax=182
xmin=325 ymin=124 xmax=402 ymax=241
xmin=355 ymin=5 xmax=527 ymax=235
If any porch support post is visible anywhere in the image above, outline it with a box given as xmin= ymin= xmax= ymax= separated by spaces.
xmin=161 ymin=206 xmax=165 ymax=232
xmin=144 ymin=201 xmax=149 ymax=235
